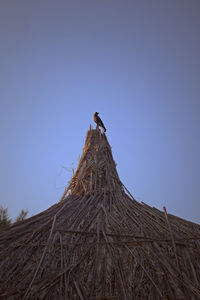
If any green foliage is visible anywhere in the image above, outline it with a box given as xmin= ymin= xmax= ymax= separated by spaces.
xmin=15 ymin=209 xmax=28 ymax=223
xmin=0 ymin=206 xmax=12 ymax=228
xmin=0 ymin=206 xmax=28 ymax=228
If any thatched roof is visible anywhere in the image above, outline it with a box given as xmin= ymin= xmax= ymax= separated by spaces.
xmin=0 ymin=127 xmax=200 ymax=300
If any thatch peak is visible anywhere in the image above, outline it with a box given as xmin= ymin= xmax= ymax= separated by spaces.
xmin=63 ymin=127 xmax=122 ymax=197
xmin=0 ymin=127 xmax=200 ymax=299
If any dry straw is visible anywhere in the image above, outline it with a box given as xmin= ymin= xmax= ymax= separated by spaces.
xmin=0 ymin=127 xmax=200 ymax=299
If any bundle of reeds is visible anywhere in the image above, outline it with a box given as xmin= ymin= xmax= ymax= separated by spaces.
xmin=0 ymin=127 xmax=200 ymax=299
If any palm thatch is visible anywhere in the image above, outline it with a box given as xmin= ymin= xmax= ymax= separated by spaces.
xmin=0 ymin=127 xmax=200 ymax=300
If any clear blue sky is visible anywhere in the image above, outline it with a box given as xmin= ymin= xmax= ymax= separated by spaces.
xmin=0 ymin=0 xmax=199 ymax=223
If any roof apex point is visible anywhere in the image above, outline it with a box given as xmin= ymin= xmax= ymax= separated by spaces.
xmin=65 ymin=126 xmax=121 ymax=197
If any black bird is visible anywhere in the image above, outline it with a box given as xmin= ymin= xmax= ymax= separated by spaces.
xmin=93 ymin=112 xmax=106 ymax=132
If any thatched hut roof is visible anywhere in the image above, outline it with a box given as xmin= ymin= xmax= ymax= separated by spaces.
xmin=0 ymin=127 xmax=200 ymax=300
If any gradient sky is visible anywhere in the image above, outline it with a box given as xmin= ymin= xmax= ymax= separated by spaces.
xmin=0 ymin=0 xmax=199 ymax=223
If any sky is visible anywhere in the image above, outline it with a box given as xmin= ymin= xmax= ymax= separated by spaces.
xmin=0 ymin=0 xmax=199 ymax=224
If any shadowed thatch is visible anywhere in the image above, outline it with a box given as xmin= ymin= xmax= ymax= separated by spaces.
xmin=0 ymin=127 xmax=200 ymax=300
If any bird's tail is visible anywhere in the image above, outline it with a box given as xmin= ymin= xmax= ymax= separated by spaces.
xmin=102 ymin=125 xmax=106 ymax=132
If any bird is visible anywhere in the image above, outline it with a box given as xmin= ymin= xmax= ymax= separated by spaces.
xmin=93 ymin=112 xmax=106 ymax=132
